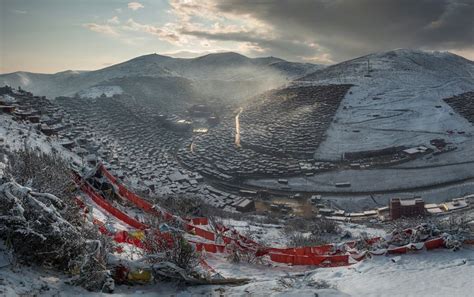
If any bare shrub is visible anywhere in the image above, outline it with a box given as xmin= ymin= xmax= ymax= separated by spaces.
xmin=139 ymin=228 xmax=201 ymax=282
xmin=225 ymin=240 xmax=259 ymax=264
xmin=4 ymin=149 xmax=74 ymax=200
xmin=0 ymin=182 xmax=113 ymax=291
xmin=436 ymin=215 xmax=470 ymax=233
xmin=285 ymin=217 xmax=339 ymax=236
xmin=1 ymin=150 xmax=113 ymax=292
xmin=278 ymin=275 xmax=333 ymax=290
xmin=139 ymin=215 xmax=199 ymax=274
xmin=155 ymin=195 xmax=202 ymax=218
xmin=155 ymin=194 xmax=247 ymax=221
xmin=283 ymin=217 xmax=339 ymax=247
xmin=288 ymin=233 xmax=326 ymax=247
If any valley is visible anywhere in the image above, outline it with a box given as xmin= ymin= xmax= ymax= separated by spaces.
xmin=1 ymin=49 xmax=474 ymax=297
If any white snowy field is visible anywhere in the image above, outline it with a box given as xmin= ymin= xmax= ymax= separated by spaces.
xmin=2 ymin=242 xmax=473 ymax=296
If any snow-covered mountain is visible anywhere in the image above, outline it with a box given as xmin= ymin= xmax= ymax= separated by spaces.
xmin=296 ymin=49 xmax=474 ymax=161
xmin=0 ymin=52 xmax=322 ymax=102
xmin=300 ymin=49 xmax=473 ymax=82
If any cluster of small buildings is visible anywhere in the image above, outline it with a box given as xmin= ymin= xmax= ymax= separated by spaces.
xmin=444 ymin=91 xmax=474 ymax=124
xmin=341 ymin=143 xmax=439 ymax=169
xmin=52 ymin=95 xmax=253 ymax=212
xmin=239 ymin=85 xmax=351 ymax=158
xmin=175 ymin=86 xmax=351 ymax=183
xmin=175 ymin=84 xmax=442 ymax=187
xmin=0 ymin=87 xmax=67 ymax=137
xmin=1 ymin=88 xmax=255 ymax=213
xmin=177 ymin=124 xmax=337 ymax=183
xmin=315 ymin=195 xmax=471 ymax=221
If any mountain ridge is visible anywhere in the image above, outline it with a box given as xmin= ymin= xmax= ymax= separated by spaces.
xmin=0 ymin=52 xmax=323 ymax=101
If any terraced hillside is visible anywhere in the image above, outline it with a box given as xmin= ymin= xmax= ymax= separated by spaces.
xmin=239 ymin=85 xmax=351 ymax=158
xmin=176 ymin=85 xmax=350 ymax=182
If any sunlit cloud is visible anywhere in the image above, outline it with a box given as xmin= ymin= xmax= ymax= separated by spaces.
xmin=79 ymin=0 xmax=474 ymax=68
xmin=127 ymin=2 xmax=144 ymax=11
xmin=83 ymin=23 xmax=119 ymax=36
xmin=123 ymin=19 xmax=184 ymax=45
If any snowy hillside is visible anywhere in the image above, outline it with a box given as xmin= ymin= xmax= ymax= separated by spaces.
xmin=297 ymin=49 xmax=474 ymax=161
xmin=0 ymin=52 xmax=322 ymax=101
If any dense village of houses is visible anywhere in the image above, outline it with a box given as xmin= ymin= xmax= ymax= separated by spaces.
xmin=176 ymin=85 xmax=352 ymax=182
xmin=0 ymin=86 xmax=255 ymax=212
xmin=239 ymin=85 xmax=351 ymax=158
xmin=176 ymin=85 xmax=459 ymax=188
xmin=1 ymin=85 xmax=472 ymax=220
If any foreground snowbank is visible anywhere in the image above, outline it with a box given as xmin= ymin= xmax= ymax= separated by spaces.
xmin=2 ymin=244 xmax=472 ymax=296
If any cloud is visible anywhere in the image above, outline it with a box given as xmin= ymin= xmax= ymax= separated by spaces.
xmin=83 ymin=23 xmax=119 ymax=36
xmin=211 ymin=0 xmax=474 ymax=62
xmin=162 ymin=0 xmax=329 ymax=62
xmin=86 ymin=0 xmax=473 ymax=63
xmin=164 ymin=49 xmax=227 ymax=58
xmin=107 ymin=16 xmax=120 ymax=25
xmin=179 ymin=26 xmax=322 ymax=59
xmin=83 ymin=17 xmax=183 ymax=45
xmin=128 ymin=2 xmax=144 ymax=11
xmin=123 ymin=19 xmax=183 ymax=44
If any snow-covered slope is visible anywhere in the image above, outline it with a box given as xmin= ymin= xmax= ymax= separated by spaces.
xmin=297 ymin=49 xmax=474 ymax=161
xmin=0 ymin=52 xmax=322 ymax=100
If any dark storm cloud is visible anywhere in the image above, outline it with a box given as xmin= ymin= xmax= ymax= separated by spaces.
xmin=211 ymin=0 xmax=474 ymax=61
xmin=179 ymin=28 xmax=325 ymax=59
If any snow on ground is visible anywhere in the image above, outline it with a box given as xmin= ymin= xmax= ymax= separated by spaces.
xmin=0 ymin=114 xmax=81 ymax=164
xmin=0 ymin=94 xmax=17 ymax=104
xmin=219 ymin=218 xmax=386 ymax=248
xmin=77 ymin=85 xmax=123 ymax=99
xmin=1 ymin=53 xmax=473 ymax=295
xmin=222 ymin=218 xmax=289 ymax=247
xmin=0 ymin=241 xmax=90 ymax=297
xmin=338 ymin=222 xmax=386 ymax=238
xmin=247 ymin=50 xmax=474 ymax=196
xmin=108 ymin=247 xmax=474 ymax=297
xmin=2 ymin=235 xmax=473 ymax=297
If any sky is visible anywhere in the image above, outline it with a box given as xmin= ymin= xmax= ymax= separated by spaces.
xmin=1 ymin=0 xmax=473 ymax=74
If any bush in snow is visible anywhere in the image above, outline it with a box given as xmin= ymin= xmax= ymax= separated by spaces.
xmin=288 ymin=233 xmax=326 ymax=247
xmin=284 ymin=217 xmax=339 ymax=247
xmin=0 ymin=182 xmax=114 ymax=292
xmin=142 ymin=231 xmax=202 ymax=282
xmin=4 ymin=149 xmax=75 ymax=206
xmin=0 ymin=150 xmax=114 ymax=292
